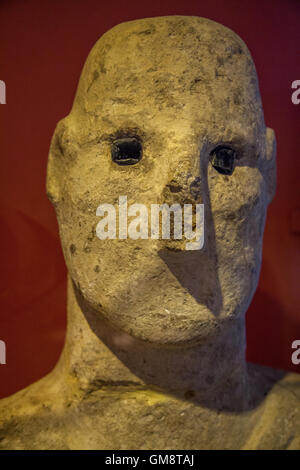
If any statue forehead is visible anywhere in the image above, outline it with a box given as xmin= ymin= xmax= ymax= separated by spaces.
xmin=71 ymin=16 xmax=264 ymax=146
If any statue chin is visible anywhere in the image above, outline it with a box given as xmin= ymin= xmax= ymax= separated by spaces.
xmin=72 ymin=278 xmax=241 ymax=349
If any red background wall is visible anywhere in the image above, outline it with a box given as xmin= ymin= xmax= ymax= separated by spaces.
xmin=0 ymin=0 xmax=299 ymax=398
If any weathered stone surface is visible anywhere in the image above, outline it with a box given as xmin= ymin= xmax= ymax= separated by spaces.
xmin=0 ymin=15 xmax=299 ymax=450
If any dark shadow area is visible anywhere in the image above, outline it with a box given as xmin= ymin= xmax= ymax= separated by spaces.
xmin=158 ymin=248 xmax=222 ymax=314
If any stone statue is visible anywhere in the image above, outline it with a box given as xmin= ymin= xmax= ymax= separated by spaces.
xmin=0 ymin=16 xmax=299 ymax=450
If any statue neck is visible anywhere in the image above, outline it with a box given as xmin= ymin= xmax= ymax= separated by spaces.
xmin=58 ymin=275 xmax=249 ymax=410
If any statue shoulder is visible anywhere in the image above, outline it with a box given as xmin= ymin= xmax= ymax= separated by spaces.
xmin=271 ymin=371 xmax=300 ymax=450
xmin=0 ymin=370 xmax=68 ymax=450
xmin=245 ymin=365 xmax=300 ymax=450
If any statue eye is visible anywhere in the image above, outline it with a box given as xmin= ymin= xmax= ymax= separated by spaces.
xmin=210 ymin=145 xmax=236 ymax=175
xmin=111 ymin=137 xmax=142 ymax=165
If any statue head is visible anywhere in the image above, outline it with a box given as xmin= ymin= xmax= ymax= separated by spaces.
xmin=46 ymin=16 xmax=276 ymax=348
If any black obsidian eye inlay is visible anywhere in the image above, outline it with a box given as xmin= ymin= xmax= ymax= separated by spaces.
xmin=210 ymin=145 xmax=236 ymax=175
xmin=111 ymin=137 xmax=142 ymax=165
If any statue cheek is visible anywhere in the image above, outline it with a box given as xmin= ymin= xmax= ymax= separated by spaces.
xmin=209 ymin=167 xmax=264 ymax=215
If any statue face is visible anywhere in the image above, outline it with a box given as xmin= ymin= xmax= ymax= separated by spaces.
xmin=47 ymin=16 xmax=276 ymax=347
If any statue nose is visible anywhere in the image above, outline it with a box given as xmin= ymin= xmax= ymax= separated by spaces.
xmin=164 ymin=175 xmax=203 ymax=204
xmin=161 ymin=139 xmax=206 ymax=204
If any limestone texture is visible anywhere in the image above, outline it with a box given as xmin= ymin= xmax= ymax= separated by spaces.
xmin=0 ymin=16 xmax=299 ymax=450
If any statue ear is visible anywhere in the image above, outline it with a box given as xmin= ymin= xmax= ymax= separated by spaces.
xmin=46 ymin=122 xmax=63 ymax=207
xmin=46 ymin=118 xmax=76 ymax=208
xmin=264 ymin=127 xmax=277 ymax=204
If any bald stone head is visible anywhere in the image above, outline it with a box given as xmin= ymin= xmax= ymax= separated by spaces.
xmin=47 ymin=16 xmax=276 ymax=347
